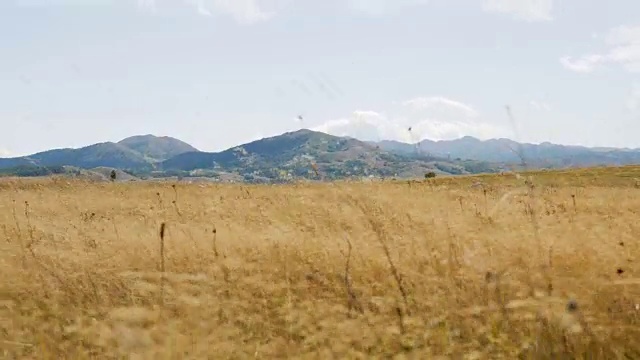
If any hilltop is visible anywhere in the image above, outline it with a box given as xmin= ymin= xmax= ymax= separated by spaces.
xmin=117 ymin=134 xmax=199 ymax=162
xmin=0 ymin=142 xmax=152 ymax=171
xmin=0 ymin=135 xmax=197 ymax=179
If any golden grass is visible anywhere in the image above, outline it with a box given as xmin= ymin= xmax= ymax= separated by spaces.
xmin=1 ymin=167 xmax=639 ymax=359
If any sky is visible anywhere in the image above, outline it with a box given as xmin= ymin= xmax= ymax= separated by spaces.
xmin=1 ymin=0 xmax=639 ymax=156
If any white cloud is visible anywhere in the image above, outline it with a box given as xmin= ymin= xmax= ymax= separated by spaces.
xmin=559 ymin=55 xmax=604 ymax=73
xmin=209 ymin=0 xmax=275 ymax=24
xmin=16 ymin=0 xmax=113 ymax=6
xmin=402 ymin=96 xmax=479 ymax=118
xmin=627 ymin=83 xmax=640 ymax=112
xmin=347 ymin=0 xmax=429 ymax=16
xmin=136 ymin=0 xmax=274 ymax=24
xmin=406 ymin=119 xmax=507 ymax=143
xmin=137 ymin=0 xmax=156 ymax=12
xmin=561 ymin=25 xmax=640 ymax=73
xmin=312 ymin=96 xmax=508 ymax=143
xmin=529 ymin=100 xmax=551 ymax=111
xmin=186 ymin=0 xmax=212 ymax=16
xmin=313 ymin=110 xmax=413 ymax=142
xmin=481 ymin=0 xmax=553 ymax=22
xmin=0 ymin=149 xmax=13 ymax=158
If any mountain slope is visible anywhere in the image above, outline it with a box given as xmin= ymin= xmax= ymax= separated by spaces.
xmin=160 ymin=129 xmax=488 ymax=180
xmin=0 ymin=142 xmax=155 ymax=171
xmin=118 ymin=134 xmax=198 ymax=161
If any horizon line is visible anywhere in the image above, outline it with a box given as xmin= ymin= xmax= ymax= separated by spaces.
xmin=1 ymin=128 xmax=638 ymax=158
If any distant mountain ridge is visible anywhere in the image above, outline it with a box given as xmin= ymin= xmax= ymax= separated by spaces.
xmin=0 ymin=135 xmax=197 ymax=172
xmin=373 ymin=136 xmax=640 ymax=168
xmin=0 ymin=130 xmax=639 ymax=181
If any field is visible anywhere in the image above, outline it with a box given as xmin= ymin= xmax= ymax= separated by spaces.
xmin=1 ymin=166 xmax=639 ymax=359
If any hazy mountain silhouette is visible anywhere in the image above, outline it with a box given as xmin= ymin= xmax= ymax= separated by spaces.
xmin=373 ymin=136 xmax=640 ymax=167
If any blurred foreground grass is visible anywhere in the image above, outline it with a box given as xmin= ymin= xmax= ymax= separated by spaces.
xmin=1 ymin=166 xmax=639 ymax=358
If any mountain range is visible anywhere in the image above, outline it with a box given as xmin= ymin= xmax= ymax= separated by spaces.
xmin=374 ymin=137 xmax=640 ymax=168
xmin=0 ymin=135 xmax=197 ymax=170
xmin=0 ymin=129 xmax=638 ymax=182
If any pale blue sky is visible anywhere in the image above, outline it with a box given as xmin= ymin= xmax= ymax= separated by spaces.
xmin=1 ymin=0 xmax=639 ymax=156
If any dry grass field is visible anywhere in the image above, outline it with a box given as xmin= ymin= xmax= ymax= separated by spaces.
xmin=1 ymin=166 xmax=639 ymax=359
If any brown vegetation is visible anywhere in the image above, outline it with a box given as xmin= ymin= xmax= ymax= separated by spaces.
xmin=1 ymin=166 xmax=639 ymax=358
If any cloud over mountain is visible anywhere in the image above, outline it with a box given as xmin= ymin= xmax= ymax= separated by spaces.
xmin=0 ymin=149 xmax=13 ymax=158
xmin=312 ymin=96 xmax=509 ymax=144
